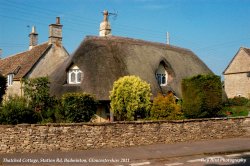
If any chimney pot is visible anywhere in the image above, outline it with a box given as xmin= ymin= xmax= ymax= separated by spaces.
xmin=29 ymin=26 xmax=38 ymax=50
xmin=56 ymin=17 xmax=60 ymax=24
xmin=32 ymin=26 xmax=36 ymax=33
xmin=99 ymin=10 xmax=111 ymax=37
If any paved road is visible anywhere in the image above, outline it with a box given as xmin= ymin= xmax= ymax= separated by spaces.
xmin=1 ymin=137 xmax=250 ymax=166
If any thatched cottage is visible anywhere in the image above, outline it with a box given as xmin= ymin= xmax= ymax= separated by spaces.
xmin=50 ymin=11 xmax=212 ymax=122
xmin=223 ymin=47 xmax=250 ymax=98
xmin=0 ymin=17 xmax=69 ymax=98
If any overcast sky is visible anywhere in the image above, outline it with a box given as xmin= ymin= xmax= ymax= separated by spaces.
xmin=1 ymin=0 xmax=250 ymax=77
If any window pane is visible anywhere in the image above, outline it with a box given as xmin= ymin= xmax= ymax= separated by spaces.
xmin=77 ymin=72 xmax=81 ymax=83
xmin=7 ymin=74 xmax=13 ymax=86
xmin=162 ymin=74 xmax=166 ymax=84
xmin=71 ymin=72 xmax=76 ymax=83
xmin=68 ymin=67 xmax=82 ymax=84
xmin=156 ymin=74 xmax=161 ymax=85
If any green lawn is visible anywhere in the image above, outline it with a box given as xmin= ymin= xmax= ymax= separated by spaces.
xmin=221 ymin=106 xmax=249 ymax=117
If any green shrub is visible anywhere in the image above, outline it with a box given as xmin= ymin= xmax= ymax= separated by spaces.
xmin=0 ymin=75 xmax=7 ymax=104
xmin=150 ymin=93 xmax=183 ymax=120
xmin=23 ymin=77 xmax=51 ymax=109
xmin=219 ymin=106 xmax=249 ymax=117
xmin=0 ymin=96 xmax=40 ymax=124
xmin=227 ymin=97 xmax=249 ymax=106
xmin=61 ymin=93 xmax=98 ymax=122
xmin=23 ymin=77 xmax=57 ymax=123
xmin=182 ymin=74 xmax=222 ymax=118
xmin=110 ymin=75 xmax=152 ymax=121
xmin=219 ymin=97 xmax=250 ymax=117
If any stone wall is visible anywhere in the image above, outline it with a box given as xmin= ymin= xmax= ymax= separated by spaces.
xmin=1 ymin=117 xmax=250 ymax=154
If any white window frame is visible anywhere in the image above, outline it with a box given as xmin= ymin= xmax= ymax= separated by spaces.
xmin=67 ymin=65 xmax=82 ymax=84
xmin=156 ymin=73 xmax=167 ymax=86
xmin=7 ymin=74 xmax=14 ymax=86
xmin=156 ymin=64 xmax=168 ymax=86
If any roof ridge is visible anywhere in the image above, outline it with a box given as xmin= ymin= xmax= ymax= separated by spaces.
xmin=1 ymin=42 xmax=49 ymax=60
xmin=85 ymin=35 xmax=193 ymax=53
xmin=240 ymin=46 xmax=250 ymax=49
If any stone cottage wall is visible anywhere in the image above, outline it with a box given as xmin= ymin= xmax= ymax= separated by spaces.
xmin=224 ymin=73 xmax=250 ymax=98
xmin=4 ymin=81 xmax=22 ymax=99
xmin=0 ymin=117 xmax=250 ymax=154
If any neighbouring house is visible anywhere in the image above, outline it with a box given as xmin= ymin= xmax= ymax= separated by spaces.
xmin=0 ymin=17 xmax=69 ymax=98
xmin=50 ymin=11 xmax=213 ymax=122
xmin=223 ymin=47 xmax=250 ymax=98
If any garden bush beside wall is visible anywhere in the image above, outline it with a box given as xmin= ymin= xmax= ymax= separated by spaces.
xmin=61 ymin=93 xmax=98 ymax=123
xmin=182 ymin=74 xmax=223 ymax=118
xmin=0 ymin=96 xmax=39 ymax=124
xmin=150 ymin=93 xmax=183 ymax=120
xmin=110 ymin=75 xmax=152 ymax=121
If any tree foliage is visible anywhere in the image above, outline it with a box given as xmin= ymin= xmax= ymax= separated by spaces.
xmin=0 ymin=74 xmax=7 ymax=104
xmin=150 ymin=93 xmax=183 ymax=120
xmin=23 ymin=77 xmax=57 ymax=122
xmin=181 ymin=74 xmax=222 ymax=118
xmin=61 ymin=93 xmax=98 ymax=122
xmin=110 ymin=75 xmax=152 ymax=121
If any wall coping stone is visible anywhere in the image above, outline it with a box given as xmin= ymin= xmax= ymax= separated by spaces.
xmin=0 ymin=116 xmax=248 ymax=154
xmin=0 ymin=116 xmax=248 ymax=127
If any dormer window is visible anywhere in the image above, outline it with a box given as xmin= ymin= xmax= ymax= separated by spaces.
xmin=7 ymin=74 xmax=14 ymax=86
xmin=156 ymin=63 xmax=168 ymax=86
xmin=67 ymin=65 xmax=82 ymax=84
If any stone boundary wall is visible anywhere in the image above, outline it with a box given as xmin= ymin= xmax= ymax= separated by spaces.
xmin=1 ymin=117 xmax=250 ymax=153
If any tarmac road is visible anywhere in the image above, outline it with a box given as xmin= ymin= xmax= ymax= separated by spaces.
xmin=1 ymin=137 xmax=250 ymax=166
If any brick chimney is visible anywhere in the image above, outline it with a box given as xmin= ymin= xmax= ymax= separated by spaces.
xmin=29 ymin=26 xmax=38 ymax=50
xmin=49 ymin=17 xmax=63 ymax=46
xmin=99 ymin=10 xmax=111 ymax=37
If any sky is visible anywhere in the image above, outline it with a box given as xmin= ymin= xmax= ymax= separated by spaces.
xmin=0 ymin=0 xmax=250 ymax=77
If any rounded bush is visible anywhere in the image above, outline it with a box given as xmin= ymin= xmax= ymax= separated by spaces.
xmin=61 ymin=93 xmax=98 ymax=122
xmin=110 ymin=75 xmax=151 ymax=121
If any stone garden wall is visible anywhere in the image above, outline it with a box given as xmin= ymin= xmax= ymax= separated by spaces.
xmin=1 ymin=117 xmax=250 ymax=153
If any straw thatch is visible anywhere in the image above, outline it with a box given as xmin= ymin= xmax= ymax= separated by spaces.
xmin=50 ymin=36 xmax=212 ymax=100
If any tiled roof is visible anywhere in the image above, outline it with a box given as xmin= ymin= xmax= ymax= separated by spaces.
xmin=0 ymin=43 xmax=51 ymax=80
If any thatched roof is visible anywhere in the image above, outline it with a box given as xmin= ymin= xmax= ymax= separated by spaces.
xmin=50 ymin=36 xmax=212 ymax=100
xmin=0 ymin=43 xmax=51 ymax=80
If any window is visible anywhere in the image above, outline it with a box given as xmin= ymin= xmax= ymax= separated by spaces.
xmin=156 ymin=73 xmax=166 ymax=85
xmin=247 ymin=72 xmax=250 ymax=77
xmin=7 ymin=74 xmax=14 ymax=86
xmin=156 ymin=63 xmax=168 ymax=86
xmin=68 ymin=65 xmax=82 ymax=84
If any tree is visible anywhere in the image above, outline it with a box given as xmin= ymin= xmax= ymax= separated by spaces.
xmin=23 ymin=77 xmax=56 ymax=122
xmin=181 ymin=74 xmax=222 ymax=118
xmin=110 ymin=75 xmax=151 ymax=121
xmin=150 ymin=93 xmax=183 ymax=120
xmin=0 ymin=74 xmax=7 ymax=104
xmin=61 ymin=93 xmax=98 ymax=122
